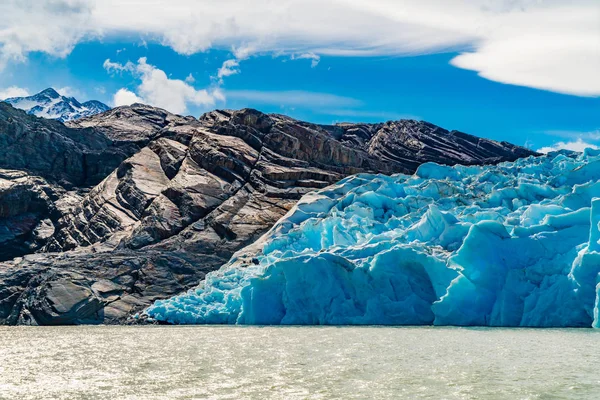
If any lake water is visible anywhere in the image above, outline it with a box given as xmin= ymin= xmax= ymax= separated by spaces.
xmin=0 ymin=326 xmax=598 ymax=399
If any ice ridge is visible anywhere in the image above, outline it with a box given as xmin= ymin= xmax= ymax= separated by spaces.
xmin=146 ymin=150 xmax=600 ymax=327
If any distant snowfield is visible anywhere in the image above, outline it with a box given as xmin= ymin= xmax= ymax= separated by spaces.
xmin=2 ymin=88 xmax=110 ymax=122
xmin=147 ymin=149 xmax=600 ymax=328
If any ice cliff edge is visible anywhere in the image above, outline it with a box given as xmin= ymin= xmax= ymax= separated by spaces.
xmin=147 ymin=149 xmax=600 ymax=327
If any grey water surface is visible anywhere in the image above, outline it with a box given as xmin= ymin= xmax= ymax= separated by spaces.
xmin=0 ymin=326 xmax=598 ymax=399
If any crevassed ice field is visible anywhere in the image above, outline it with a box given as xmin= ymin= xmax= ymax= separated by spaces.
xmin=147 ymin=150 xmax=600 ymax=327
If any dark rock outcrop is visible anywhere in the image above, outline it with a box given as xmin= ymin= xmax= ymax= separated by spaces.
xmin=0 ymin=169 xmax=64 ymax=261
xmin=0 ymin=102 xmax=185 ymax=186
xmin=0 ymin=105 xmax=537 ymax=324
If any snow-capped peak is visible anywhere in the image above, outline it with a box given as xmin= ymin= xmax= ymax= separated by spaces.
xmin=2 ymin=88 xmax=111 ymax=122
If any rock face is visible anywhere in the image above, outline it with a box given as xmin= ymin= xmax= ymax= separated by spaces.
xmin=0 ymin=169 xmax=63 ymax=261
xmin=3 ymin=88 xmax=111 ymax=122
xmin=0 ymin=105 xmax=536 ymax=325
xmin=0 ymin=102 xmax=189 ymax=186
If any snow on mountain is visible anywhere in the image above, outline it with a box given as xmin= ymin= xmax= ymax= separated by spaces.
xmin=2 ymin=88 xmax=110 ymax=122
xmin=146 ymin=149 xmax=600 ymax=328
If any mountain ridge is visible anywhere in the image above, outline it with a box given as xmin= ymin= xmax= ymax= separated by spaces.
xmin=3 ymin=88 xmax=111 ymax=122
xmin=0 ymin=103 xmax=537 ymax=325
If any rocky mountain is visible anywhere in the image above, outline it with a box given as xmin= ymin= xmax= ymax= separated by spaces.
xmin=0 ymin=102 xmax=194 ymax=261
xmin=0 ymin=103 xmax=536 ymax=325
xmin=3 ymin=88 xmax=110 ymax=122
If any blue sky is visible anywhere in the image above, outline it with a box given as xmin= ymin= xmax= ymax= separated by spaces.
xmin=0 ymin=1 xmax=598 ymax=152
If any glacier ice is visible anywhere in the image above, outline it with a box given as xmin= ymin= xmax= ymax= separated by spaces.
xmin=146 ymin=150 xmax=600 ymax=327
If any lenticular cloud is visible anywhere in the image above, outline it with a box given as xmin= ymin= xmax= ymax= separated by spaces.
xmin=146 ymin=150 xmax=600 ymax=327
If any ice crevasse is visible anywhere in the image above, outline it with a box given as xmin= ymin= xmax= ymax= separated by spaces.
xmin=146 ymin=150 xmax=600 ymax=327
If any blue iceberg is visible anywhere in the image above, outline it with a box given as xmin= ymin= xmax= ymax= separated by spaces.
xmin=146 ymin=149 xmax=600 ymax=327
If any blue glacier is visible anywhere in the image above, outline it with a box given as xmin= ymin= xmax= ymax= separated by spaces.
xmin=145 ymin=150 xmax=600 ymax=327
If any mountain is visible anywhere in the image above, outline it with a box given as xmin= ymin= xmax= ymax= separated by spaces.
xmin=0 ymin=104 xmax=536 ymax=325
xmin=0 ymin=102 xmax=176 ymax=186
xmin=0 ymin=102 xmax=188 ymax=259
xmin=2 ymin=88 xmax=110 ymax=122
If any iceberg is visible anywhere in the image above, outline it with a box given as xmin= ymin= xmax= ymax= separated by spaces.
xmin=146 ymin=149 xmax=600 ymax=327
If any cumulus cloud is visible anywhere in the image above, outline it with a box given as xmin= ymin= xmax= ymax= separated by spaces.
xmin=0 ymin=0 xmax=94 ymax=68
xmin=537 ymin=139 xmax=600 ymax=154
xmin=104 ymin=57 xmax=224 ymax=113
xmin=0 ymin=86 xmax=29 ymax=99
xmin=1 ymin=0 xmax=598 ymax=96
xmin=103 ymin=59 xmax=135 ymax=74
xmin=113 ymin=88 xmax=143 ymax=107
xmin=217 ymin=59 xmax=240 ymax=80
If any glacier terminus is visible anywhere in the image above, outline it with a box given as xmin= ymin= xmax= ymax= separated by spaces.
xmin=147 ymin=150 xmax=600 ymax=328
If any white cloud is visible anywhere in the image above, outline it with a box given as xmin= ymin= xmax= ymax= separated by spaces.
xmin=185 ymin=73 xmax=195 ymax=84
xmin=1 ymin=0 xmax=598 ymax=96
xmin=0 ymin=86 xmax=29 ymax=99
xmin=105 ymin=57 xmax=225 ymax=113
xmin=232 ymin=45 xmax=257 ymax=61
xmin=0 ymin=0 xmax=94 ymax=68
xmin=56 ymin=86 xmax=82 ymax=98
xmin=103 ymin=59 xmax=135 ymax=73
xmin=113 ymin=88 xmax=143 ymax=107
xmin=292 ymin=53 xmax=320 ymax=68
xmin=537 ymin=139 xmax=600 ymax=154
xmin=217 ymin=59 xmax=240 ymax=79
xmin=449 ymin=4 xmax=600 ymax=96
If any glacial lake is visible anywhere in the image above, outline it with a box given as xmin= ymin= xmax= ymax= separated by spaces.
xmin=0 ymin=326 xmax=598 ymax=399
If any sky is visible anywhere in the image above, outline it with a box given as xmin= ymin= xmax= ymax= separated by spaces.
xmin=0 ymin=0 xmax=598 ymax=152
